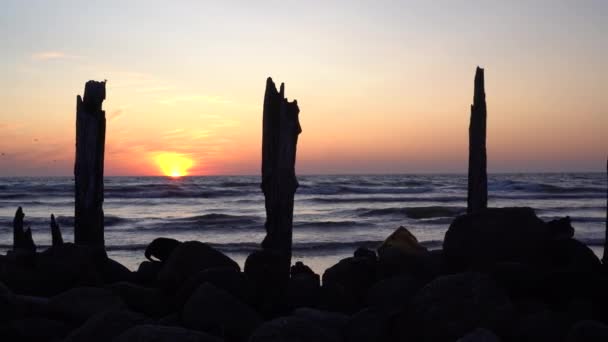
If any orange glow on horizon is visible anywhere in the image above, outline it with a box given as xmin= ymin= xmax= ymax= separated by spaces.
xmin=154 ymin=152 xmax=195 ymax=177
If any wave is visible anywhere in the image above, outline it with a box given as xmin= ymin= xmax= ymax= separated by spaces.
xmin=172 ymin=213 xmax=260 ymax=226
xmin=490 ymin=179 xmax=604 ymax=194
xmin=307 ymin=195 xmax=465 ymax=204
xmin=358 ymin=206 xmax=465 ymax=219
xmin=294 ymin=220 xmax=367 ymax=229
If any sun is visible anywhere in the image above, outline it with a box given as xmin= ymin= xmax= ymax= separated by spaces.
xmin=154 ymin=153 xmax=194 ymax=178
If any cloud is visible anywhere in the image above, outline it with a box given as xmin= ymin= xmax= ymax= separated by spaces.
xmin=108 ymin=109 xmax=124 ymax=121
xmin=158 ymin=94 xmax=232 ymax=106
xmin=31 ymin=51 xmax=80 ymax=61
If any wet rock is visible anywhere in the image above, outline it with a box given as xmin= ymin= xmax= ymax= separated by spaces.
xmin=63 ymin=310 xmax=150 ymax=342
xmin=443 ymin=207 xmax=551 ymax=271
xmin=47 ymin=287 xmax=126 ymax=323
xmin=405 ymin=272 xmax=513 ymax=342
xmin=378 ymin=226 xmax=428 ymax=256
xmin=182 ymin=282 xmax=262 ymax=341
xmin=566 ymin=320 xmax=608 ymax=342
xmin=106 ymin=281 xmax=171 ymax=318
xmin=457 ymin=328 xmax=500 ymax=342
xmin=322 ymin=256 xmax=376 ymax=312
xmin=158 ymin=241 xmax=239 ymax=292
xmin=145 ymin=237 xmax=181 ymax=263
xmin=376 ymin=227 xmax=432 ymax=279
xmin=113 ymin=324 xmax=222 ymax=342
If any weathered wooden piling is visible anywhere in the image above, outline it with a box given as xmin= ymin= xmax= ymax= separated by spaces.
xmin=603 ymin=158 xmax=608 ymax=264
xmin=50 ymin=214 xmax=64 ymax=246
xmin=260 ymin=77 xmax=302 ymax=276
xmin=12 ymin=207 xmax=25 ymax=250
xmin=74 ymin=80 xmax=106 ymax=246
xmin=467 ymin=67 xmax=488 ymax=214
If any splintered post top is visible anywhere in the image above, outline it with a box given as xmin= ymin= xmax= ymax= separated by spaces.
xmin=82 ymin=80 xmax=106 ymax=112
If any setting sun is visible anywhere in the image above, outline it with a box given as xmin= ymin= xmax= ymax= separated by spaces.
xmin=154 ymin=153 xmax=194 ymax=177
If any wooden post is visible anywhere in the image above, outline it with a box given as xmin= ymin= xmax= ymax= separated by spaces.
xmin=603 ymin=158 xmax=608 ymax=264
xmin=467 ymin=67 xmax=488 ymax=214
xmin=12 ymin=207 xmax=25 ymax=250
xmin=74 ymin=80 xmax=106 ymax=246
xmin=260 ymin=77 xmax=301 ymax=277
xmin=50 ymin=214 xmax=64 ymax=246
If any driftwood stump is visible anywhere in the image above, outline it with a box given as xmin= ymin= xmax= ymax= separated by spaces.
xmin=603 ymin=159 xmax=608 ymax=264
xmin=50 ymin=214 xmax=64 ymax=246
xmin=12 ymin=207 xmax=25 ymax=250
xmin=260 ymin=77 xmax=302 ymax=277
xmin=467 ymin=67 xmax=488 ymax=214
xmin=74 ymin=80 xmax=106 ymax=246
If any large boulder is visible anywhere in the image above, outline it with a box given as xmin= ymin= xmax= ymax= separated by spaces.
xmin=135 ymin=261 xmax=162 ymax=286
xmin=63 ymin=310 xmax=150 ymax=342
xmin=344 ymin=308 xmax=391 ymax=342
xmin=378 ymin=226 xmax=428 ymax=256
xmin=443 ymin=207 xmax=552 ymax=270
xmin=404 ymin=272 xmax=513 ymax=342
xmin=322 ymin=256 xmax=376 ymax=313
xmin=457 ymin=328 xmax=501 ymax=342
xmin=106 ymin=282 xmax=172 ymax=318
xmin=244 ymin=249 xmax=289 ymax=316
xmin=566 ymin=320 xmax=608 ymax=342
xmin=145 ymin=237 xmax=181 ymax=263
xmin=510 ymin=310 xmax=569 ymax=342
xmin=47 ymin=287 xmax=126 ymax=323
xmin=8 ymin=317 xmax=72 ymax=341
xmin=286 ymin=262 xmax=321 ymax=310
xmin=249 ymin=315 xmax=342 ymax=342
xmin=113 ymin=324 xmax=222 ymax=342
xmin=366 ymin=275 xmax=424 ymax=313
xmin=158 ymin=241 xmax=239 ymax=292
xmin=182 ymin=282 xmax=262 ymax=341
xmin=376 ymin=227 xmax=434 ymax=279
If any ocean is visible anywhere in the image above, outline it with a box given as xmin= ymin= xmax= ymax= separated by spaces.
xmin=0 ymin=174 xmax=605 ymax=274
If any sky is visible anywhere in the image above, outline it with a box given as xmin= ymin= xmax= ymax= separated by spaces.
xmin=0 ymin=0 xmax=606 ymax=176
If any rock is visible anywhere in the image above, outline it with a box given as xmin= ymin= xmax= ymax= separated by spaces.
xmin=354 ymin=247 xmax=377 ymax=261
xmin=366 ymin=275 xmax=424 ymax=313
xmin=405 ymin=272 xmax=513 ymax=342
xmin=174 ymin=267 xmax=254 ymax=310
xmin=244 ymin=249 xmax=288 ymax=315
xmin=145 ymin=237 xmax=181 ymax=263
xmin=47 ymin=287 xmax=126 ymax=323
xmin=322 ymin=256 xmax=376 ymax=312
xmin=378 ymin=226 xmax=428 ymax=256
xmin=290 ymin=261 xmax=315 ymax=277
xmin=287 ymin=268 xmax=320 ymax=310
xmin=136 ymin=261 xmax=162 ymax=286
xmin=9 ymin=317 xmax=72 ymax=341
xmin=344 ymin=308 xmax=391 ymax=342
xmin=106 ymin=282 xmax=171 ymax=318
xmin=487 ymin=262 xmax=543 ymax=300
xmin=292 ymin=308 xmax=348 ymax=332
xmin=158 ymin=241 xmax=239 ymax=292
xmin=549 ymin=238 xmax=601 ymax=273
xmin=50 ymin=214 xmax=64 ymax=246
xmin=566 ymin=320 xmax=608 ymax=342
xmin=182 ymin=282 xmax=262 ymax=341
xmin=250 ymin=316 xmax=341 ymax=342
xmin=0 ymin=281 xmax=19 ymax=322
xmin=101 ymin=258 xmax=133 ymax=283
xmin=113 ymin=324 xmax=222 ymax=342
xmin=443 ymin=207 xmax=551 ymax=271
xmin=457 ymin=328 xmax=500 ymax=342
xmin=511 ymin=310 xmax=569 ymax=342
xmin=546 ymin=216 xmax=575 ymax=240
xmin=63 ymin=310 xmax=150 ymax=342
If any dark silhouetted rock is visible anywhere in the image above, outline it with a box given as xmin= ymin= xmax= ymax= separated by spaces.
xmin=344 ymin=308 xmax=391 ymax=342
xmin=50 ymin=214 xmax=64 ymax=246
xmin=158 ymin=241 xmax=239 ymax=292
xmin=443 ymin=207 xmax=551 ymax=270
xmin=0 ymin=281 xmax=20 ymax=322
xmin=174 ymin=267 xmax=254 ymax=310
xmin=136 ymin=260 xmax=162 ymax=286
xmin=261 ymin=77 xmax=302 ymax=280
xmin=467 ymin=66 xmax=487 ymax=214
xmin=322 ymin=256 xmax=376 ymax=312
xmin=457 ymin=328 xmax=500 ymax=342
xmin=12 ymin=207 xmax=25 ymax=250
xmin=366 ymin=275 xmax=424 ymax=313
xmin=287 ymin=264 xmax=320 ymax=310
xmin=376 ymin=226 xmax=434 ymax=279
xmin=546 ymin=216 xmax=575 ymax=240
xmin=245 ymin=249 xmax=288 ymax=315
xmin=145 ymin=237 xmax=181 ymax=263
xmin=101 ymin=257 xmax=133 ymax=283
xmin=9 ymin=317 xmax=72 ymax=341
xmin=74 ymin=80 xmax=106 ymax=247
xmin=63 ymin=310 xmax=150 ymax=342
xmin=47 ymin=287 xmax=125 ymax=323
xmin=405 ymin=272 xmax=513 ymax=342
xmin=182 ymin=282 xmax=262 ymax=341
xmin=378 ymin=226 xmax=428 ymax=256
xmin=511 ymin=310 xmax=569 ymax=342
xmin=114 ymin=324 xmax=222 ymax=342
xmin=107 ymin=282 xmax=171 ymax=318
xmin=292 ymin=308 xmax=348 ymax=333
xmin=250 ymin=315 xmax=341 ymax=342
xmin=549 ymin=238 xmax=602 ymax=273
xmin=566 ymin=320 xmax=608 ymax=342
xmin=354 ymin=247 xmax=377 ymax=261
xmin=22 ymin=227 xmax=36 ymax=252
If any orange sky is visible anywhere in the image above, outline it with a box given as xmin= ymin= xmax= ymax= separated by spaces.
xmin=0 ymin=1 xmax=606 ymax=176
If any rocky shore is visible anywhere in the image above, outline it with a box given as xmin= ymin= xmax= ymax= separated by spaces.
xmin=1 ymin=207 xmax=608 ymax=341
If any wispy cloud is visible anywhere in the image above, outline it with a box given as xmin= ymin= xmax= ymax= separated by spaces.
xmin=108 ymin=109 xmax=124 ymax=121
xmin=158 ymin=94 xmax=232 ymax=106
xmin=31 ymin=51 xmax=80 ymax=61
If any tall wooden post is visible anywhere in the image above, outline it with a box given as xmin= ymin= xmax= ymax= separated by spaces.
xmin=467 ymin=67 xmax=488 ymax=214
xmin=13 ymin=207 xmax=25 ymax=250
xmin=74 ymin=80 xmax=106 ymax=246
xmin=261 ymin=77 xmax=301 ymax=277
xmin=603 ymin=158 xmax=608 ymax=264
